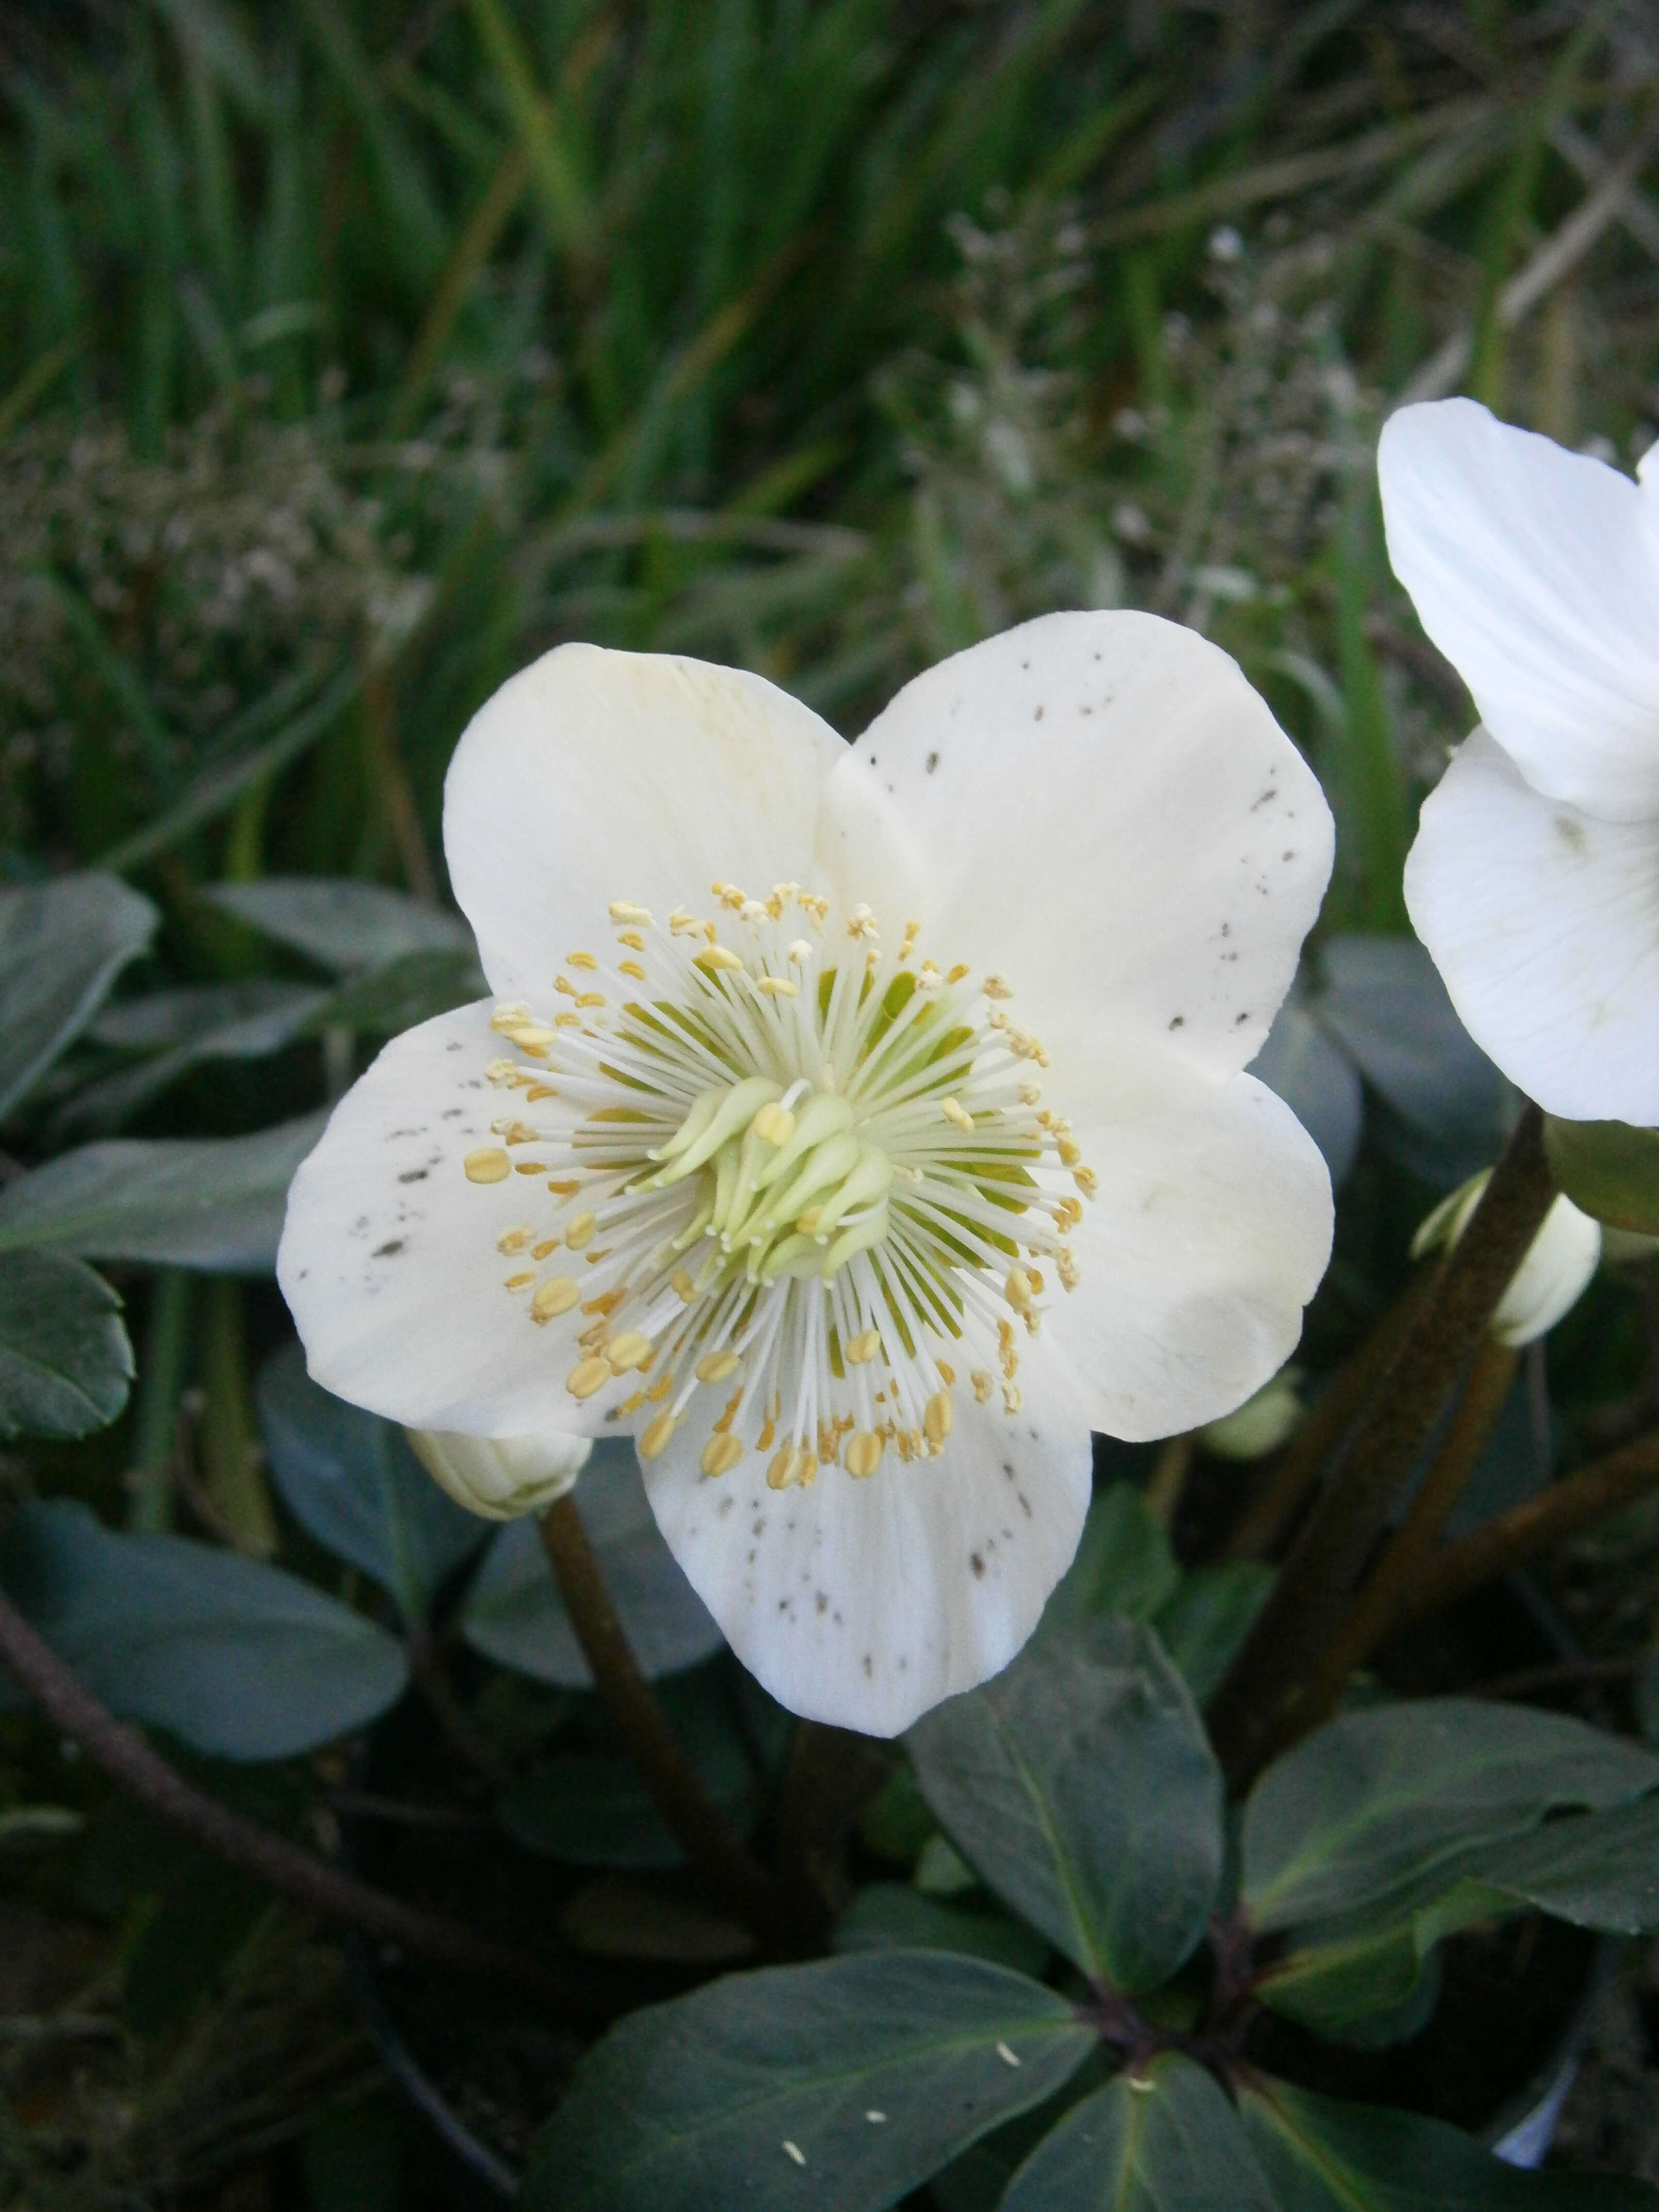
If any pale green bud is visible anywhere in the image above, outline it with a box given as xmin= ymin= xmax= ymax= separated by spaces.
xmin=1412 ymin=1172 xmax=1601 ymax=1348
xmin=406 ymin=1428 xmax=591 ymax=1521
xmin=1200 ymin=1367 xmax=1304 ymax=1461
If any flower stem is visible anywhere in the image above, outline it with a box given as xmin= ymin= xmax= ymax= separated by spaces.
xmin=1207 ymin=1103 xmax=1555 ymax=1791
xmin=1299 ymin=1335 xmax=1519 ymax=1715
xmin=538 ymin=1496 xmax=794 ymax=1950
xmin=1225 ymin=1267 xmax=1434 ymax=1562
xmin=775 ymin=1718 xmax=888 ymax=1939
xmin=1391 ymin=1424 xmax=1659 ymax=1631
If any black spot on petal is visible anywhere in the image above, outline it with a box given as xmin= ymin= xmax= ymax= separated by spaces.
xmin=970 ymin=1552 xmax=985 ymax=1579
xmin=373 ymin=1240 xmax=405 ymax=1258
xmin=926 ymin=751 xmax=940 ymax=774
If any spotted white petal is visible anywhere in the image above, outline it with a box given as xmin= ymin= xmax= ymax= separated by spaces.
xmin=1040 ymin=1036 xmax=1332 ymax=1441
xmin=817 ymin=611 xmax=1332 ymax=1078
xmin=276 ymin=1002 xmax=609 ymax=1435
xmin=640 ymin=1343 xmax=1092 ymax=1737
xmin=1379 ymin=400 xmax=1659 ymax=824
xmin=1404 ymin=730 xmax=1659 ymax=1124
xmin=445 ymin=644 xmax=840 ymax=1002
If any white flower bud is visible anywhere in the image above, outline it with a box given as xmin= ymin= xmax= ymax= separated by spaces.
xmin=1412 ymin=1172 xmax=1601 ymax=1349
xmin=1200 ymin=1368 xmax=1303 ymax=1461
xmin=406 ymin=1428 xmax=591 ymax=1521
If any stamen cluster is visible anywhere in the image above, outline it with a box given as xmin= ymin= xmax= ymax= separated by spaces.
xmin=460 ymin=883 xmax=1093 ymax=1490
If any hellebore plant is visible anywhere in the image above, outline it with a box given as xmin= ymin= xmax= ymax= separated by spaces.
xmin=279 ymin=612 xmax=1333 ymax=1735
xmin=1379 ymin=398 xmax=1659 ymax=1128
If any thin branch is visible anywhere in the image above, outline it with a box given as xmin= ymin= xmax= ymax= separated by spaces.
xmin=0 ymin=1581 xmax=582 ymax=2009
xmin=1393 ymin=1425 xmax=1659 ymax=1631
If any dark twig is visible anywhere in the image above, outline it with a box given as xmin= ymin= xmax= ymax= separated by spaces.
xmin=1208 ymin=1105 xmax=1556 ymax=1789
xmin=1392 ymin=1425 xmax=1659 ymax=1633
xmin=0 ymin=1582 xmax=579 ymax=2007
xmin=538 ymin=1497 xmax=794 ymax=1951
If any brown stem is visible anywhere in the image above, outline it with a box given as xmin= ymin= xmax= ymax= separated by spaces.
xmin=1225 ymin=1268 xmax=1435 ymax=1562
xmin=361 ymin=663 xmax=438 ymax=907
xmin=1392 ymin=1425 xmax=1659 ymax=1631
xmin=539 ymin=1496 xmax=793 ymax=1950
xmin=775 ymin=1718 xmax=888 ymax=1937
xmin=0 ymin=1583 xmax=581 ymax=2009
xmin=1207 ymin=1104 xmax=1555 ymax=1790
xmin=408 ymin=1629 xmax=503 ymax=1783
xmin=1145 ymin=1433 xmax=1196 ymax=1526
xmin=1300 ymin=1336 xmax=1519 ymax=1718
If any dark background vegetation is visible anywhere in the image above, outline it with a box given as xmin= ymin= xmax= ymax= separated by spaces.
xmin=5 ymin=1 xmax=1659 ymax=2203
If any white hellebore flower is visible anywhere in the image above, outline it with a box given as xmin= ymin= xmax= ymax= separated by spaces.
xmin=408 ymin=1428 xmax=591 ymax=1520
xmin=1379 ymin=398 xmax=1659 ymax=1124
xmin=277 ymin=614 xmax=1334 ymax=1735
xmin=1413 ymin=1170 xmax=1602 ymax=1349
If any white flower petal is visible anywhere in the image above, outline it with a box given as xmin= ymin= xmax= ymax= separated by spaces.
xmin=640 ymin=1353 xmax=1093 ymax=1737
xmin=1046 ymin=1040 xmax=1333 ymax=1442
xmin=445 ymin=645 xmax=841 ymax=999
xmin=1379 ymin=400 xmax=1659 ymax=823
xmin=818 ymin=611 xmax=1331 ymax=1077
xmin=277 ymin=1002 xmax=603 ymax=1435
xmin=1403 ymin=730 xmax=1659 ymax=1124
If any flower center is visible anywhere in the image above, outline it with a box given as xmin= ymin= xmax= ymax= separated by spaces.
xmin=462 ymin=882 xmax=1093 ymax=1489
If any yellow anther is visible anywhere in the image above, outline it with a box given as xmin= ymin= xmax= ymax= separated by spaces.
xmin=565 ymin=1211 xmax=598 ymax=1249
xmin=787 ymin=939 xmax=814 ymax=965
xmin=947 ymin=964 xmax=970 ymax=984
xmin=669 ymin=907 xmax=698 ymax=935
xmin=570 ymin=953 xmax=600 ymax=972
xmin=1057 ymin=1137 xmax=1082 ymax=1167
xmin=1018 ymin=1082 xmax=1043 ymax=1106
xmin=1056 ymin=1196 xmax=1082 ymax=1230
xmin=609 ymin=901 xmax=652 ymax=925
xmin=567 ymin=1355 xmax=612 ymax=1400
xmin=702 ymin=1433 xmax=744 ymax=1478
xmin=845 ymin=1329 xmax=881 ymax=1365
xmin=755 ymin=975 xmax=798 ymax=997
xmin=740 ymin=898 xmax=768 ymax=923
xmin=640 ymin=1411 xmax=677 ymax=1459
xmin=547 ymin=1179 xmax=581 ymax=1197
xmin=847 ymin=904 xmax=878 ymax=939
xmin=1026 ymin=1268 xmax=1045 ymax=1295
xmin=532 ymin=1239 xmax=559 ymax=1260
xmin=1057 ymin=1248 xmax=1080 ymax=1291
xmin=1002 ymin=1382 xmax=1024 ymax=1414
xmin=1074 ymin=1167 xmax=1098 ymax=1199
xmin=607 ymin=1331 xmax=653 ymax=1373
xmin=486 ymin=1058 xmax=521 ymax=1084
xmin=491 ymin=1119 xmax=540 ymax=1144
xmin=584 ymin=1288 xmax=627 ymax=1315
xmin=513 ymin=1160 xmax=549 ymax=1175
xmin=696 ymin=945 xmax=745 ymax=972
xmin=497 ymin=1227 xmax=531 ymax=1254
xmin=504 ymin=1272 xmax=534 ymax=1291
xmin=532 ymin=1277 xmax=581 ymax=1322
xmin=645 ymin=1368 xmax=675 ymax=1402
xmin=618 ymin=930 xmax=645 ymax=951
xmin=936 ymin=1361 xmax=956 ymax=1385
xmin=971 ymin=1369 xmax=994 ymax=1404
xmin=525 ymin=1083 xmax=557 ymax=1102
xmin=844 ymin=1432 xmax=885 ymax=1479
xmin=464 ymin=1148 xmax=511 ymax=1183
xmin=670 ymin=1268 xmax=700 ymax=1303
xmin=490 ymin=1002 xmax=532 ymax=1032
xmin=696 ymin=1349 xmax=740 ymax=1383
xmin=983 ymin=975 xmax=1013 ymax=999
xmin=619 ymin=961 xmax=646 ymax=980
xmin=751 ymin=1101 xmax=796 ymax=1147
xmin=1005 ymin=1266 xmax=1035 ymax=1314
xmin=940 ymin=1097 xmax=974 ymax=1132
xmin=767 ymin=1444 xmax=804 ymax=1490
xmin=576 ymin=992 xmax=606 ymax=1009
xmin=923 ymin=1391 xmax=954 ymax=1447
xmin=587 ymin=1247 xmax=611 ymax=1265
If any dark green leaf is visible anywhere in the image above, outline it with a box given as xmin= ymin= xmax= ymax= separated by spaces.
xmin=834 ymin=1883 xmax=1049 ymax=1977
xmin=1543 ymin=1118 xmax=1659 ymax=1236
xmin=0 ymin=1249 xmax=132 ymax=1441
xmin=65 ymin=981 xmax=329 ymax=1134
xmin=1152 ymin=1562 xmax=1273 ymax=1704
xmin=0 ymin=1500 xmax=408 ymax=1760
xmin=0 ymin=872 xmax=157 ymax=1119
xmin=500 ymin=1671 xmax=755 ymax=1868
xmin=462 ymin=1441 xmax=722 ymax=1685
xmin=907 ymin=1617 xmax=1223 ymax=1989
xmin=203 ymin=877 xmax=473 ymax=972
xmin=306 ymin=947 xmax=486 ymax=1034
xmin=1240 ymin=2075 xmax=1659 ymax=2208
xmin=1424 ymin=1794 xmax=1659 ymax=1939
xmin=521 ymin=1951 xmax=1094 ymax=2212
xmin=1254 ymin=998 xmax=1363 ymax=1187
xmin=256 ymin=1343 xmax=485 ymax=1623
xmin=1001 ymin=2055 xmax=1277 ymax=2211
xmin=1253 ymin=1914 xmax=1434 ymax=2043
xmin=0 ymin=1113 xmax=327 ymax=1272
xmin=1042 ymin=1484 xmax=1179 ymax=1630
xmin=1241 ymin=1699 xmax=1659 ymax=1932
